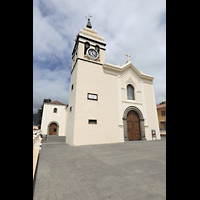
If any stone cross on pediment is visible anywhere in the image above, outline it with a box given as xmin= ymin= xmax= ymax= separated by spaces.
xmin=125 ymin=53 xmax=131 ymax=63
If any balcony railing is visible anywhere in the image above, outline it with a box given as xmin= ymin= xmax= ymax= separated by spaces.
xmin=33 ymin=130 xmax=42 ymax=180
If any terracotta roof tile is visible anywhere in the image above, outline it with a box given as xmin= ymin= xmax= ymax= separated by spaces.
xmin=45 ymin=100 xmax=67 ymax=106
xmin=156 ymin=103 xmax=166 ymax=109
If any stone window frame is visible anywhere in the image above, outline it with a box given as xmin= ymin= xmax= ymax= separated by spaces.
xmin=127 ymin=84 xmax=135 ymax=100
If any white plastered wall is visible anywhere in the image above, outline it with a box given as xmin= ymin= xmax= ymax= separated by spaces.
xmin=41 ymin=103 xmax=67 ymax=136
xmin=143 ymin=82 xmax=160 ymax=140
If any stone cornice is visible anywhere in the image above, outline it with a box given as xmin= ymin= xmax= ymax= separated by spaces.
xmin=103 ymin=62 xmax=154 ymax=82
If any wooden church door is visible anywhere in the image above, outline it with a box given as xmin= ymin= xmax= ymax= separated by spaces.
xmin=49 ymin=123 xmax=57 ymax=135
xmin=127 ymin=111 xmax=141 ymax=140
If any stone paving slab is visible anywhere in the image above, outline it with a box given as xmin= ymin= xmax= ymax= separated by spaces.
xmin=33 ymin=137 xmax=166 ymax=200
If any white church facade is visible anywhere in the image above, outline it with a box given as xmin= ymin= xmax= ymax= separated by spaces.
xmin=41 ymin=19 xmax=160 ymax=146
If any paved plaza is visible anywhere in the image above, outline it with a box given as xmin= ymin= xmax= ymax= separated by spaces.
xmin=33 ymin=137 xmax=166 ymax=200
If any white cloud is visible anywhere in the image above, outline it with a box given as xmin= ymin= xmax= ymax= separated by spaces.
xmin=33 ymin=0 xmax=166 ymax=113
xmin=33 ymin=65 xmax=70 ymax=113
xmin=33 ymin=5 xmax=71 ymax=62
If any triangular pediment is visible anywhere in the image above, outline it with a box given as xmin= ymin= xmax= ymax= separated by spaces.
xmin=103 ymin=61 xmax=154 ymax=82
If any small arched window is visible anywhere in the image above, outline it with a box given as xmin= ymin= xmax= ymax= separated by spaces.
xmin=53 ymin=108 xmax=57 ymax=113
xmin=84 ymin=42 xmax=90 ymax=55
xmin=127 ymin=84 xmax=135 ymax=100
xmin=95 ymin=45 xmax=100 ymax=53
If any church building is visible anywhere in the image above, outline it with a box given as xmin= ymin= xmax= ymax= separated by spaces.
xmin=41 ymin=19 xmax=160 ymax=146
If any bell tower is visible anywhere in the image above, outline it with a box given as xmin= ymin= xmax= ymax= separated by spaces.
xmin=66 ymin=19 xmax=107 ymax=146
xmin=71 ymin=18 xmax=106 ymax=71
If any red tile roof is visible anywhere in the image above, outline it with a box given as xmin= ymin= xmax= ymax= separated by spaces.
xmin=156 ymin=103 xmax=166 ymax=109
xmin=45 ymin=100 xmax=68 ymax=106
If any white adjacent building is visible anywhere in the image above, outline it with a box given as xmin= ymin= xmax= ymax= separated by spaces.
xmin=41 ymin=101 xmax=67 ymax=136
xmin=41 ymin=19 xmax=160 ymax=146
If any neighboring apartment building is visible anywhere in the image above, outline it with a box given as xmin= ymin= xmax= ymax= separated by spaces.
xmin=156 ymin=101 xmax=166 ymax=135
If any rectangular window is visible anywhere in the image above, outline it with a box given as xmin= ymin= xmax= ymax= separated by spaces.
xmin=88 ymin=119 xmax=97 ymax=124
xmin=70 ymin=106 xmax=72 ymax=112
xmin=87 ymin=93 xmax=98 ymax=101
xmin=71 ymin=84 xmax=74 ymax=90
xmin=161 ymin=111 xmax=166 ymax=116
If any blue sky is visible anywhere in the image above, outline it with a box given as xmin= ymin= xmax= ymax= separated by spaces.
xmin=33 ymin=0 xmax=166 ymax=113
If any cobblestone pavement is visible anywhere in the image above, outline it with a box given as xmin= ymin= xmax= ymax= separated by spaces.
xmin=33 ymin=137 xmax=166 ymax=200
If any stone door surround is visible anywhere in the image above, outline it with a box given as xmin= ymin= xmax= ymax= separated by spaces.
xmin=122 ymin=106 xmax=145 ymax=141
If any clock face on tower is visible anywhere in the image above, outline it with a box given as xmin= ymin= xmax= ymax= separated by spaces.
xmin=87 ymin=48 xmax=99 ymax=59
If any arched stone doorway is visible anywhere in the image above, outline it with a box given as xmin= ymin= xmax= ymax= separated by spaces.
xmin=47 ymin=121 xmax=59 ymax=136
xmin=123 ymin=106 xmax=145 ymax=141
xmin=49 ymin=123 xmax=57 ymax=135
xmin=127 ymin=110 xmax=141 ymax=140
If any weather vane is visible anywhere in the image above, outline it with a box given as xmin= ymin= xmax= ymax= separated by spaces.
xmin=85 ymin=14 xmax=92 ymax=20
